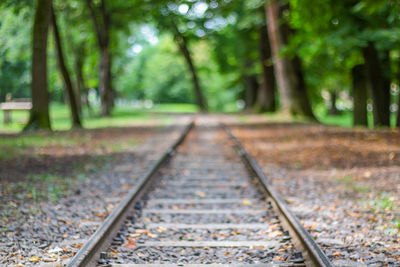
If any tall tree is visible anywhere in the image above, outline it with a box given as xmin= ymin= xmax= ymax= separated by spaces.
xmin=265 ymin=0 xmax=315 ymax=119
xmin=328 ymin=90 xmax=339 ymax=115
xmin=24 ymin=0 xmax=52 ymax=131
xmin=171 ymin=22 xmax=207 ymax=112
xmin=51 ymin=4 xmax=82 ymax=128
xmin=352 ymin=64 xmax=368 ymax=126
xmin=362 ymin=42 xmax=391 ymax=126
xmin=397 ymin=59 xmax=400 ymax=128
xmin=241 ymin=28 xmax=259 ymax=111
xmin=397 ymin=90 xmax=400 ymax=128
xmin=256 ymin=23 xmax=275 ymax=112
xmin=243 ymin=69 xmax=258 ymax=110
xmin=74 ymin=45 xmax=92 ymax=114
xmin=85 ymin=0 xmax=113 ymax=116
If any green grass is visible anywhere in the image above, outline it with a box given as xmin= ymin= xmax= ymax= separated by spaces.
xmin=0 ymin=134 xmax=83 ymax=160
xmin=370 ymin=192 xmax=397 ymax=211
xmin=0 ymin=102 xmax=193 ymax=160
xmin=0 ymin=102 xmax=198 ymax=133
xmin=317 ymin=110 xmax=399 ymax=128
xmin=335 ymin=175 xmax=371 ymax=193
xmin=318 ymin=112 xmax=353 ymax=127
xmin=149 ymin=103 xmax=199 ymax=113
xmin=258 ymin=112 xmax=313 ymax=123
xmin=336 ymin=175 xmax=354 ymax=183
xmin=4 ymin=173 xmax=72 ymax=202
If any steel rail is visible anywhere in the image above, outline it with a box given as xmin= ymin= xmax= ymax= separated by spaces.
xmin=223 ymin=124 xmax=332 ymax=267
xmin=68 ymin=121 xmax=194 ymax=267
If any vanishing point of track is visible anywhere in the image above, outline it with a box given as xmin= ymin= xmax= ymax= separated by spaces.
xmin=68 ymin=121 xmax=332 ymax=267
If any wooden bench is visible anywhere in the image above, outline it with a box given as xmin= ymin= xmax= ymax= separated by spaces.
xmin=0 ymin=94 xmax=32 ymax=124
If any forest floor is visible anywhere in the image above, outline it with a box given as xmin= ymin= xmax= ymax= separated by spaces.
xmin=231 ymin=118 xmax=400 ymax=266
xmin=0 ymin=113 xmax=399 ymax=266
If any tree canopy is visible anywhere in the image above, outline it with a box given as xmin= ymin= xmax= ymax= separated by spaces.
xmin=1 ymin=0 xmax=400 ymax=129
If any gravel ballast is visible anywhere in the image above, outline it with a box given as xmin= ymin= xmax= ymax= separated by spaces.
xmin=101 ymin=125 xmax=305 ymax=266
xmin=0 ymin=124 xmax=185 ymax=266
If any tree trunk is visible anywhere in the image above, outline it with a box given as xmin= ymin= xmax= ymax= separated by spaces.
xmin=244 ymin=73 xmax=259 ymax=110
xmin=51 ymin=5 xmax=82 ymax=128
xmin=74 ymin=46 xmax=85 ymax=114
xmin=397 ymin=89 xmax=400 ymax=128
xmin=85 ymin=0 xmax=113 ymax=116
xmin=24 ymin=0 xmax=52 ymax=131
xmin=99 ymin=47 xmax=113 ymax=116
xmin=265 ymin=0 xmax=315 ymax=119
xmin=397 ymin=59 xmax=400 ymax=128
xmin=173 ymin=28 xmax=207 ymax=112
xmin=256 ymin=23 xmax=275 ymax=112
xmin=352 ymin=64 xmax=368 ymax=126
xmin=328 ymin=91 xmax=339 ymax=115
xmin=74 ymin=46 xmax=93 ymax=115
xmin=362 ymin=42 xmax=390 ymax=126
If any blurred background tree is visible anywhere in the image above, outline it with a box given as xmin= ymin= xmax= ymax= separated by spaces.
xmin=0 ymin=0 xmax=400 ymax=130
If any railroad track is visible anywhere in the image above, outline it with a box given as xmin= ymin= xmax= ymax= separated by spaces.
xmin=68 ymin=121 xmax=331 ymax=267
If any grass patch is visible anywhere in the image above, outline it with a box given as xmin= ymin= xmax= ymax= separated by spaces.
xmin=368 ymin=192 xmax=399 ymax=233
xmin=99 ymin=139 xmax=141 ymax=153
xmin=3 ymin=173 xmax=72 ymax=202
xmin=0 ymin=102 xmax=186 ymax=133
xmin=317 ymin=110 xmax=399 ymax=128
xmin=335 ymin=175 xmax=370 ymax=193
xmin=1 ymin=155 xmax=112 ymax=203
xmin=318 ymin=112 xmax=353 ymax=127
xmin=150 ymin=103 xmax=199 ymax=113
xmin=336 ymin=175 xmax=353 ymax=183
xmin=0 ymin=132 xmax=86 ymax=160
xmin=370 ymin=192 xmax=397 ymax=211
xmin=263 ymin=112 xmax=312 ymax=123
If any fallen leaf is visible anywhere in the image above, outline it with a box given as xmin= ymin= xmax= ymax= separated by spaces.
xmin=268 ymin=231 xmax=282 ymax=238
xmin=125 ymin=240 xmax=137 ymax=249
xmin=147 ymin=232 xmax=158 ymax=238
xmin=129 ymin=233 xmax=141 ymax=237
xmin=274 ymin=256 xmax=285 ymax=261
xmin=58 ymin=218 xmax=68 ymax=224
xmin=8 ymin=201 xmax=17 ymax=208
xmin=368 ymin=216 xmax=378 ymax=222
xmin=29 ymin=256 xmax=40 ymax=262
xmin=109 ymin=248 xmax=118 ymax=255
xmin=43 ymin=258 xmax=57 ymax=262
xmin=242 ymin=200 xmax=251 ymax=206
xmin=156 ymin=227 xmax=167 ymax=232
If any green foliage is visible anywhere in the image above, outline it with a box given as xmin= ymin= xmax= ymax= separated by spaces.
xmin=0 ymin=6 xmax=32 ymax=100
xmin=1 ymin=0 xmax=400 ymax=127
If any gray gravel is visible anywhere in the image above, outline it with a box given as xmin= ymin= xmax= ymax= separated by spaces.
xmin=257 ymin=162 xmax=400 ymax=266
xmin=0 ymin=125 xmax=183 ymax=266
